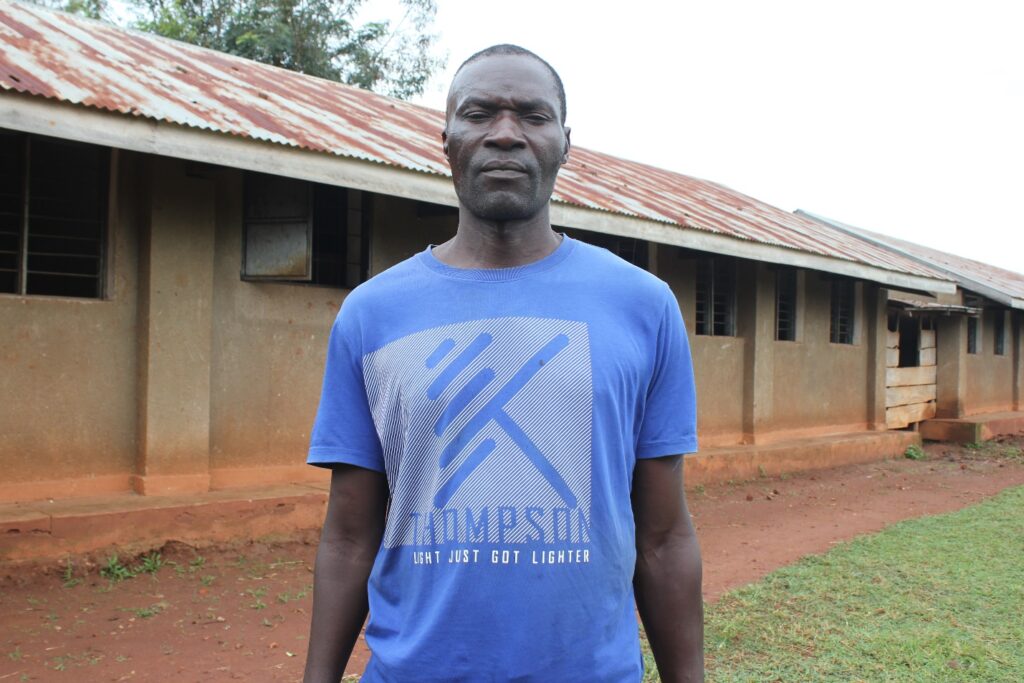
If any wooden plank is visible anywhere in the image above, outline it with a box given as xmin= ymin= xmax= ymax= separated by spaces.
xmin=886 ymin=384 xmax=937 ymax=408
xmin=886 ymin=329 xmax=899 ymax=349
xmin=886 ymin=348 xmax=900 ymax=368
xmin=920 ymin=348 xmax=936 ymax=366
xmin=920 ymin=330 xmax=936 ymax=349
xmin=886 ymin=401 xmax=937 ymax=429
xmin=887 ymin=366 xmax=937 ymax=388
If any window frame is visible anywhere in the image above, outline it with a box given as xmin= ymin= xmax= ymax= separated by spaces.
xmin=0 ymin=130 xmax=111 ymax=300
xmin=967 ymin=315 xmax=979 ymax=355
xmin=829 ymin=278 xmax=856 ymax=345
xmin=775 ymin=267 xmax=798 ymax=342
xmin=241 ymin=172 xmax=369 ymax=289
xmin=994 ymin=311 xmax=1006 ymax=356
xmin=695 ymin=257 xmax=736 ymax=337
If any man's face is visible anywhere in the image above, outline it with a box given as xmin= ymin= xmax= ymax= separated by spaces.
xmin=443 ymin=54 xmax=570 ymax=223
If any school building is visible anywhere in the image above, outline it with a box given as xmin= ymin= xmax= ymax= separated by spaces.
xmin=1 ymin=2 xmax=1020 ymax=559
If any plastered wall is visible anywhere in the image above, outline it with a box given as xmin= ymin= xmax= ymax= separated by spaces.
xmin=769 ymin=275 xmax=871 ymax=436
xmin=658 ymin=247 xmax=746 ymax=446
xmin=965 ymin=309 xmax=1015 ymax=414
xmin=0 ymin=151 xmax=143 ymax=500
xmin=206 ymin=185 xmax=457 ymax=486
xmin=6 ymin=148 xmax=1016 ymax=502
xmin=202 ymin=168 xmax=342 ymax=485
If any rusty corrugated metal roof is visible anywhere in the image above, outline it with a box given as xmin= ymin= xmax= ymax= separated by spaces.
xmin=800 ymin=211 xmax=1024 ymax=307
xmin=0 ymin=1 xmax=950 ymax=282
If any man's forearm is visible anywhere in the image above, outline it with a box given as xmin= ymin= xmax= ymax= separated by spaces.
xmin=635 ymin=529 xmax=704 ymax=682
xmin=304 ymin=465 xmax=387 ymax=682
xmin=303 ymin=539 xmax=377 ymax=682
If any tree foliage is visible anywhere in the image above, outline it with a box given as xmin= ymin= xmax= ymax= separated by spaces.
xmin=31 ymin=0 xmax=107 ymax=20
xmin=32 ymin=0 xmax=444 ymax=100
xmin=134 ymin=0 xmax=443 ymax=99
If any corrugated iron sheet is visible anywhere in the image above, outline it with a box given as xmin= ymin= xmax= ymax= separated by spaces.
xmin=0 ymin=1 xmax=948 ymax=281
xmin=806 ymin=214 xmax=1024 ymax=301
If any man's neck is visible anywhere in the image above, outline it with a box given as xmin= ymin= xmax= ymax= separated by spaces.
xmin=432 ymin=206 xmax=562 ymax=269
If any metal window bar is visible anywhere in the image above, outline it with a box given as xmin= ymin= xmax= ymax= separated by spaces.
xmin=830 ymin=280 xmax=855 ymax=344
xmin=345 ymin=189 xmax=360 ymax=287
xmin=563 ymin=229 xmax=649 ymax=271
xmin=967 ymin=317 xmax=978 ymax=354
xmin=17 ymin=135 xmax=108 ymax=298
xmin=713 ymin=259 xmax=735 ymax=336
xmin=775 ymin=269 xmax=797 ymax=341
xmin=994 ymin=313 xmax=1005 ymax=355
xmin=696 ymin=258 xmax=735 ymax=337
xmin=19 ymin=134 xmax=29 ymax=294
xmin=310 ymin=183 xmax=346 ymax=287
xmin=695 ymin=259 xmax=710 ymax=335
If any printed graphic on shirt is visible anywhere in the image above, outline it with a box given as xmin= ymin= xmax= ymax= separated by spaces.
xmin=363 ymin=317 xmax=593 ymax=551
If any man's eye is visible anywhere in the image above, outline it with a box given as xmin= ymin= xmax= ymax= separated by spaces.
xmin=464 ymin=111 xmax=490 ymax=121
xmin=522 ymin=114 xmax=551 ymax=124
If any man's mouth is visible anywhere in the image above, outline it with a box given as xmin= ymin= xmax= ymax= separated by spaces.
xmin=479 ymin=160 xmax=528 ymax=175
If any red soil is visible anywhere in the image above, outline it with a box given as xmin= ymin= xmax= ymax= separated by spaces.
xmin=2 ymin=438 xmax=1022 ymax=682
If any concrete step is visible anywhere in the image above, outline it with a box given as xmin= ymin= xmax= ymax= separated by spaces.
xmin=686 ymin=430 xmax=921 ymax=486
xmin=920 ymin=411 xmax=1024 ymax=443
xmin=3 ymin=430 xmax=924 ymax=564
xmin=0 ymin=482 xmax=328 ymax=564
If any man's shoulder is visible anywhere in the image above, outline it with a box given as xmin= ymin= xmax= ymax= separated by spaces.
xmin=570 ymin=238 xmax=672 ymax=302
xmin=340 ymin=251 xmax=427 ymax=311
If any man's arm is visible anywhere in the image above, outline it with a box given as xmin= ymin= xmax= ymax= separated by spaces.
xmin=633 ymin=454 xmax=704 ymax=683
xmin=303 ymin=465 xmax=389 ymax=683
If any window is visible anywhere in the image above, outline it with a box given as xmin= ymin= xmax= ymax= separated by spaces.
xmin=967 ymin=316 xmax=978 ymax=354
xmin=563 ymin=228 xmax=648 ymax=269
xmin=775 ymin=268 xmax=797 ymax=341
xmin=994 ymin=312 xmax=1005 ymax=355
xmin=829 ymin=279 xmax=855 ymax=344
xmin=695 ymin=257 xmax=736 ymax=336
xmin=0 ymin=130 xmax=109 ymax=298
xmin=242 ymin=172 xmax=367 ymax=287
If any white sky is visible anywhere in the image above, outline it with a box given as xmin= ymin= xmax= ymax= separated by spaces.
xmin=380 ymin=0 xmax=1024 ymax=274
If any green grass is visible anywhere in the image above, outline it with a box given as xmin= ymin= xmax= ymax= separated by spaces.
xmin=962 ymin=439 xmax=1024 ymax=463
xmin=903 ymin=443 xmax=926 ymax=460
xmin=642 ymin=485 xmax=1024 ymax=681
xmin=99 ymin=554 xmax=135 ymax=582
xmin=247 ymin=586 xmax=268 ymax=610
xmin=135 ymin=551 xmax=164 ymax=575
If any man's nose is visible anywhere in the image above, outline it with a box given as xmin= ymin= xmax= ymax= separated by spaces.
xmin=484 ymin=113 xmax=527 ymax=149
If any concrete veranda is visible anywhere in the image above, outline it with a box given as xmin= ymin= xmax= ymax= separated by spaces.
xmin=2 ymin=430 xmax=921 ymax=564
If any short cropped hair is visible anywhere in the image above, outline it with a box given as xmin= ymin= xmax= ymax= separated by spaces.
xmin=453 ymin=44 xmax=567 ymax=124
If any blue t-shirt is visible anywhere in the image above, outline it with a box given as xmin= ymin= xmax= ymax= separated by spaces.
xmin=308 ymin=235 xmax=698 ymax=682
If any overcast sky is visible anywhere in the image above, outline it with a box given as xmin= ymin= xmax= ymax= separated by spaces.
xmin=371 ymin=0 xmax=1024 ymax=274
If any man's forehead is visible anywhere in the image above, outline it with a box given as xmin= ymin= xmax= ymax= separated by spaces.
xmin=448 ymin=54 xmax=559 ymax=108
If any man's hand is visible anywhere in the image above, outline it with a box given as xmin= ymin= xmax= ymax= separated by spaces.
xmin=633 ymin=455 xmax=704 ymax=682
xmin=303 ymin=465 xmax=389 ymax=683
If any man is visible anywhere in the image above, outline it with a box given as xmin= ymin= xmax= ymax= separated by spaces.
xmin=304 ymin=44 xmax=703 ymax=682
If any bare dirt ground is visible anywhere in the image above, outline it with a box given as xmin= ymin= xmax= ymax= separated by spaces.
xmin=2 ymin=436 xmax=1023 ymax=682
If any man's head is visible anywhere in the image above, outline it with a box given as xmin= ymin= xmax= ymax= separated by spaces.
xmin=442 ymin=45 xmax=570 ymax=223
xmin=450 ymin=44 xmax=567 ymax=125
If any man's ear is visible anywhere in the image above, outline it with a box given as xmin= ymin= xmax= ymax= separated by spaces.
xmin=441 ymin=129 xmax=449 ymax=158
xmin=561 ymin=127 xmax=572 ymax=164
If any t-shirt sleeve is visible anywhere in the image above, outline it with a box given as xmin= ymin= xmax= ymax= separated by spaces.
xmin=307 ymin=302 xmax=385 ymax=472
xmin=636 ymin=285 xmax=699 ymax=458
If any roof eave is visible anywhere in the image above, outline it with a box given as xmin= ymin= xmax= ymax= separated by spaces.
xmin=0 ymin=93 xmax=955 ymax=294
xmin=798 ymin=210 xmax=1013 ymax=307
xmin=0 ymin=91 xmax=458 ymax=206
xmin=552 ymin=202 xmax=955 ymax=294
